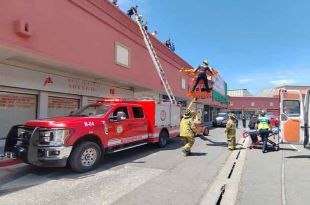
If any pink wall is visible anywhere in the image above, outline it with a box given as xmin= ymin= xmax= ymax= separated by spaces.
xmin=228 ymin=96 xmax=280 ymax=115
xmin=0 ymin=0 xmax=193 ymax=98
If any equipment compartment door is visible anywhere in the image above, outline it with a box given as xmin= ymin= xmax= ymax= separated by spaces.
xmin=280 ymin=90 xmax=304 ymax=143
xmin=155 ymin=103 xmax=171 ymax=127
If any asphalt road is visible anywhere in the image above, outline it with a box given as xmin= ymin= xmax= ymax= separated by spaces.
xmin=1 ymin=127 xmax=310 ymax=205
xmin=0 ymin=128 xmax=237 ymax=205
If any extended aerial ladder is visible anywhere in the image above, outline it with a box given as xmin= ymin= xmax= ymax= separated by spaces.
xmin=134 ymin=14 xmax=177 ymax=104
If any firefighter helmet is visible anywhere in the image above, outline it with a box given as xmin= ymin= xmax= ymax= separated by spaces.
xmin=203 ymin=60 xmax=209 ymax=65
xmin=183 ymin=109 xmax=192 ymax=118
xmin=228 ymin=113 xmax=236 ymax=119
xmin=259 ymin=110 xmax=266 ymax=116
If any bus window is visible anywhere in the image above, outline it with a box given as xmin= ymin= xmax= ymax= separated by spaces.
xmin=283 ymin=100 xmax=300 ymax=117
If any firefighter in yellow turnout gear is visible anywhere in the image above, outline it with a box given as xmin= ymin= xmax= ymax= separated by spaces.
xmin=225 ymin=114 xmax=237 ymax=150
xmin=180 ymin=109 xmax=196 ymax=156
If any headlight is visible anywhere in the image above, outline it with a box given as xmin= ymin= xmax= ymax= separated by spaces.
xmin=39 ymin=129 xmax=71 ymax=146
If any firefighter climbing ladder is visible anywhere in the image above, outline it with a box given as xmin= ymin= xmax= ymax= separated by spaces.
xmin=134 ymin=14 xmax=177 ymax=104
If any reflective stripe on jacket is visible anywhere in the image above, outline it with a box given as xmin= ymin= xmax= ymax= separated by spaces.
xmin=226 ymin=119 xmax=236 ymax=137
xmin=180 ymin=117 xmax=195 ymax=137
xmin=257 ymin=117 xmax=270 ymax=130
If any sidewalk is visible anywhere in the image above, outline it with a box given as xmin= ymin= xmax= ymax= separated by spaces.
xmin=237 ymin=143 xmax=310 ymax=205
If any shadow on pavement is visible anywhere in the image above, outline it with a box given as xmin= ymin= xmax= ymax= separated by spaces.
xmin=196 ymin=135 xmax=228 ymax=147
xmin=280 ymin=147 xmax=298 ymax=152
xmin=0 ymin=138 xmax=184 ymax=196
xmin=197 ymin=135 xmax=208 ymax=141
xmin=188 ymin=152 xmax=207 ymax=156
xmin=285 ymin=155 xmax=310 ymax=159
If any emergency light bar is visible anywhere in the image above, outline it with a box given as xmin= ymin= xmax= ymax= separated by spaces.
xmin=96 ymin=97 xmax=175 ymax=104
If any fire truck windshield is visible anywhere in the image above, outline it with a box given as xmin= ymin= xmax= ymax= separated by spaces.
xmin=69 ymin=105 xmax=112 ymax=117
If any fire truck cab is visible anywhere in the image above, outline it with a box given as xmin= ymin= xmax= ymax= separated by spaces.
xmin=4 ymin=99 xmax=180 ymax=172
xmin=279 ymin=89 xmax=310 ymax=147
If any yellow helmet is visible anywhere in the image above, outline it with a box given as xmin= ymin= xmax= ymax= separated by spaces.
xmin=203 ymin=60 xmax=209 ymax=65
xmin=228 ymin=113 xmax=236 ymax=119
xmin=183 ymin=109 xmax=192 ymax=118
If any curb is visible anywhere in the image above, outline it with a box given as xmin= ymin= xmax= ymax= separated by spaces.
xmin=0 ymin=158 xmax=22 ymax=167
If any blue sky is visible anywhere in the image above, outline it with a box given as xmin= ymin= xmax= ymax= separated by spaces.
xmin=116 ymin=0 xmax=310 ymax=94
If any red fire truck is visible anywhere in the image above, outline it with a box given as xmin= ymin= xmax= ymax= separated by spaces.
xmin=5 ymin=99 xmax=180 ymax=172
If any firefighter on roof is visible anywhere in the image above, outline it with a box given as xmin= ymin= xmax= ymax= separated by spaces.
xmin=225 ymin=114 xmax=237 ymax=150
xmin=180 ymin=109 xmax=196 ymax=156
xmin=191 ymin=60 xmax=213 ymax=92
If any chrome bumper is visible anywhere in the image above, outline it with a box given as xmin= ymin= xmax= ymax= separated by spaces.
xmin=38 ymin=146 xmax=72 ymax=160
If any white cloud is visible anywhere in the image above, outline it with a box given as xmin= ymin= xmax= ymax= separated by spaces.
xmin=269 ymin=79 xmax=296 ymax=85
xmin=238 ymin=78 xmax=253 ymax=84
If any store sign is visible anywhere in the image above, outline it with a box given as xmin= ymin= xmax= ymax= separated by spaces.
xmin=0 ymin=64 xmax=134 ymax=98
xmin=213 ymin=75 xmax=226 ymax=96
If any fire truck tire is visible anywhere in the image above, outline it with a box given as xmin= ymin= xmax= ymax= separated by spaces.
xmin=69 ymin=141 xmax=102 ymax=172
xmin=158 ymin=130 xmax=168 ymax=148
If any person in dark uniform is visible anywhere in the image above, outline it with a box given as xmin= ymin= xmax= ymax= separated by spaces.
xmin=235 ymin=118 xmax=239 ymax=128
xmin=191 ymin=60 xmax=212 ymax=92
xmin=165 ymin=39 xmax=172 ymax=48
xmin=112 ymin=0 xmax=118 ymax=6
xmin=142 ymin=21 xmax=148 ymax=31
xmin=248 ymin=114 xmax=258 ymax=147
xmin=127 ymin=5 xmax=138 ymax=17
xmin=242 ymin=114 xmax=247 ymax=128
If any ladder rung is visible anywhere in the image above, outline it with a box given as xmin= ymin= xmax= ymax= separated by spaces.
xmin=137 ymin=20 xmax=176 ymax=104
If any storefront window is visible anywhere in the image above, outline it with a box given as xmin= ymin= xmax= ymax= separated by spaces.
xmin=0 ymin=92 xmax=37 ymax=138
xmin=48 ymin=96 xmax=80 ymax=117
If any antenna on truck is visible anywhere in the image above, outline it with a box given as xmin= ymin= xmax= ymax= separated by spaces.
xmin=134 ymin=13 xmax=177 ymax=104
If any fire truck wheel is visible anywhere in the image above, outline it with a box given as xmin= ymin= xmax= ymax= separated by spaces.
xmin=203 ymin=127 xmax=209 ymax=136
xmin=158 ymin=131 xmax=169 ymax=148
xmin=69 ymin=141 xmax=102 ymax=172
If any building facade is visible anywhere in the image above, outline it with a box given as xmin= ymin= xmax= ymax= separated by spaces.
xmin=228 ymin=89 xmax=253 ymax=97
xmin=228 ymin=96 xmax=279 ymax=118
xmin=0 ymin=0 xmax=227 ymax=138
xmin=256 ymin=85 xmax=310 ymax=97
